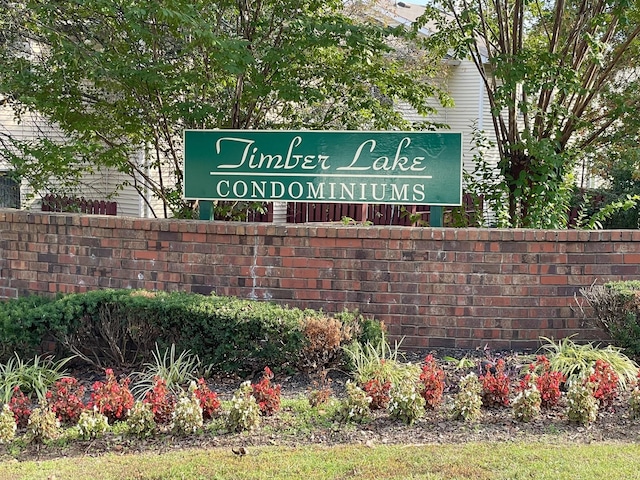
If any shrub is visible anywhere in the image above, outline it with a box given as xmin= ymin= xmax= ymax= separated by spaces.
xmin=580 ymin=281 xmax=640 ymax=355
xmin=388 ymin=376 xmax=425 ymax=425
xmin=88 ymin=369 xmax=134 ymax=423
xmin=46 ymin=377 xmax=85 ymax=425
xmin=26 ymin=407 xmax=60 ymax=443
xmin=299 ymin=316 xmax=355 ymax=371
xmin=566 ymin=381 xmax=598 ymax=426
xmin=336 ymin=381 xmax=372 ymax=423
xmin=8 ymin=386 xmax=32 ymax=427
xmin=252 ymin=367 xmax=282 ymax=416
xmin=0 ymin=295 xmax=57 ymax=357
xmin=588 ymin=359 xmax=619 ymax=409
xmin=194 ymin=378 xmax=221 ymax=420
xmin=150 ymin=293 xmax=308 ymax=375
xmin=0 ymin=404 xmax=16 ymax=443
xmin=0 ymin=291 xmax=382 ymax=376
xmin=77 ymin=409 xmax=110 ymax=439
xmin=126 ymin=401 xmax=157 ymax=438
xmin=226 ymin=381 xmax=261 ymax=433
xmin=143 ymin=377 xmax=176 ymax=425
xmin=480 ymin=359 xmax=510 ymax=408
xmin=419 ymin=355 xmax=445 ymax=410
xmin=512 ymin=374 xmax=541 ymax=422
xmin=529 ymin=355 xmax=565 ymax=408
xmin=451 ymin=373 xmax=482 ymax=422
xmin=171 ymin=383 xmax=203 ymax=436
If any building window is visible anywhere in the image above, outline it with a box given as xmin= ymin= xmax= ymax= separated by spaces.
xmin=0 ymin=172 xmax=20 ymax=208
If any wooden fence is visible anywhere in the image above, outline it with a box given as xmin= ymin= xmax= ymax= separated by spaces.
xmin=41 ymin=194 xmax=117 ymax=216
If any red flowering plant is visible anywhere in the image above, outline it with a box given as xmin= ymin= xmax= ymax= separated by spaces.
xmin=588 ymin=359 xmax=619 ymax=409
xmin=251 ymin=367 xmax=281 ymax=416
xmin=529 ymin=355 xmax=565 ymax=408
xmin=480 ymin=359 xmax=510 ymax=408
xmin=88 ymin=368 xmax=134 ymax=423
xmin=419 ymin=354 xmax=445 ymax=409
xmin=362 ymin=378 xmax=391 ymax=410
xmin=8 ymin=386 xmax=32 ymax=428
xmin=143 ymin=376 xmax=176 ymax=424
xmin=46 ymin=377 xmax=86 ymax=425
xmin=194 ymin=378 xmax=221 ymax=420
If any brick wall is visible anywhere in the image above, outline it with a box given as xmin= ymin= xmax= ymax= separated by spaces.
xmin=2 ymin=209 xmax=640 ymax=350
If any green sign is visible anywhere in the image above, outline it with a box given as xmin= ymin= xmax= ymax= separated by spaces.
xmin=184 ymin=130 xmax=462 ymax=205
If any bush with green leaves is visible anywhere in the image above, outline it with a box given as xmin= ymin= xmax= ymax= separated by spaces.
xmin=335 ymin=381 xmax=372 ymax=424
xmin=77 ymin=409 xmax=110 ymax=440
xmin=0 ymin=290 xmax=381 ymax=375
xmin=388 ymin=375 xmax=425 ymax=425
xmin=512 ymin=375 xmax=541 ymax=423
xmin=171 ymin=383 xmax=204 ymax=435
xmin=126 ymin=401 xmax=157 ymax=438
xmin=0 ymin=295 xmax=56 ymax=359
xmin=566 ymin=381 xmax=599 ymax=426
xmin=26 ymin=406 xmax=60 ymax=443
xmin=226 ymin=382 xmax=261 ymax=433
xmin=538 ymin=336 xmax=638 ymax=388
xmin=0 ymin=404 xmax=16 ymax=443
xmin=451 ymin=373 xmax=483 ymax=422
xmin=580 ymin=281 xmax=640 ymax=355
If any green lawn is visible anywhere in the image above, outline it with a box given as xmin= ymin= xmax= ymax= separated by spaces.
xmin=2 ymin=442 xmax=640 ymax=480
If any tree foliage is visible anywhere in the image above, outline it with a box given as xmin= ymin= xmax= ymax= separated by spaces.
xmin=420 ymin=0 xmax=640 ymax=228
xmin=0 ymin=0 xmax=449 ymax=218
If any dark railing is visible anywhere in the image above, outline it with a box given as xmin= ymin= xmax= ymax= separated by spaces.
xmin=41 ymin=194 xmax=117 ymax=216
xmin=285 ymin=193 xmax=482 ymax=226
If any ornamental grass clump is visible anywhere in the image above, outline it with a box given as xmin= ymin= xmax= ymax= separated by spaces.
xmin=344 ymin=335 xmax=420 ymax=392
xmin=388 ymin=375 xmax=425 ymax=425
xmin=77 ymin=409 xmax=110 ymax=439
xmin=226 ymin=381 xmax=261 ymax=433
xmin=451 ymin=373 xmax=482 ymax=422
xmin=0 ymin=404 xmax=16 ymax=443
xmin=171 ymin=382 xmax=203 ymax=435
xmin=130 ymin=344 xmax=200 ymax=399
xmin=539 ymin=336 xmax=638 ymax=388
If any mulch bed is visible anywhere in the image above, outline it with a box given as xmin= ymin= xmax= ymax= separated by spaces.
xmin=3 ymin=347 xmax=640 ymax=462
